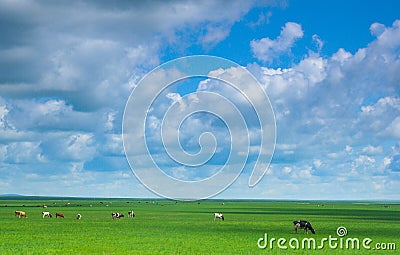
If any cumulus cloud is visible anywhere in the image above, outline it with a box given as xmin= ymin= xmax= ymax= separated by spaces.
xmin=4 ymin=141 xmax=45 ymax=164
xmin=0 ymin=1 xmax=399 ymax=199
xmin=0 ymin=0 xmax=260 ymax=109
xmin=166 ymin=19 xmax=399 ymax=199
xmin=370 ymin=22 xmax=386 ymax=37
xmin=0 ymin=1 xmax=272 ymax=197
xmin=250 ymin=22 xmax=304 ymax=62
xmin=248 ymin=19 xmax=400 ymax=198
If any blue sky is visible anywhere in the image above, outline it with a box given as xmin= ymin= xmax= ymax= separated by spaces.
xmin=0 ymin=0 xmax=399 ymax=200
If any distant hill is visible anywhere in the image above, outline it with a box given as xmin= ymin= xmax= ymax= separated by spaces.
xmin=0 ymin=194 xmax=22 ymax=197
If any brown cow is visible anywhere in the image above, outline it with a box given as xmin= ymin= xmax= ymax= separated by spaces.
xmin=15 ymin=210 xmax=27 ymax=218
xmin=56 ymin=212 xmax=64 ymax=218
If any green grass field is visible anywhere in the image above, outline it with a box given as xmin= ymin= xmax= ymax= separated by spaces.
xmin=0 ymin=197 xmax=398 ymax=254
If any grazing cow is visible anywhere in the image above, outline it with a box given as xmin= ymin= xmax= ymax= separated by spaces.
xmin=128 ymin=211 xmax=135 ymax=218
xmin=56 ymin=212 xmax=64 ymax=218
xmin=42 ymin=211 xmax=52 ymax=218
xmin=15 ymin=210 xmax=27 ymax=218
xmin=112 ymin=212 xmax=124 ymax=219
xmin=293 ymin=220 xmax=315 ymax=234
xmin=214 ymin=213 xmax=224 ymax=221
xmin=76 ymin=214 xmax=81 ymax=220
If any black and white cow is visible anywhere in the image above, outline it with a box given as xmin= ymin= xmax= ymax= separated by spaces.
xmin=76 ymin=213 xmax=82 ymax=220
xmin=213 ymin=213 xmax=224 ymax=221
xmin=293 ymin=220 xmax=315 ymax=234
xmin=112 ymin=212 xmax=124 ymax=219
xmin=128 ymin=211 xmax=135 ymax=218
xmin=42 ymin=211 xmax=52 ymax=218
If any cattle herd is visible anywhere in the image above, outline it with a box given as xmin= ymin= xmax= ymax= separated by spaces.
xmin=14 ymin=210 xmax=136 ymax=220
xmin=13 ymin=209 xmax=316 ymax=233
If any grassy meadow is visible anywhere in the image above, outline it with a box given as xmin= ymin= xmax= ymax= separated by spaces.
xmin=0 ymin=197 xmax=398 ymax=254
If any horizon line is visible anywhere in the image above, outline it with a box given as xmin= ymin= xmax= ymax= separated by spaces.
xmin=1 ymin=194 xmax=399 ymax=203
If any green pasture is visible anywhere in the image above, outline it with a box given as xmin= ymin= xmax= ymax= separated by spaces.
xmin=0 ymin=198 xmax=398 ymax=254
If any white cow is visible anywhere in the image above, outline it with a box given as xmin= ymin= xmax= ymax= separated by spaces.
xmin=42 ymin=211 xmax=52 ymax=218
xmin=213 ymin=213 xmax=224 ymax=221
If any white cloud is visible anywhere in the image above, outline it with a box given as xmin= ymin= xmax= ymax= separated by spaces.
xmin=383 ymin=157 xmax=391 ymax=167
xmin=63 ymin=133 xmax=96 ymax=161
xmin=250 ymin=22 xmax=304 ymax=62
xmin=4 ymin=141 xmax=45 ymax=164
xmin=355 ymin=155 xmax=376 ymax=166
xmin=299 ymin=167 xmax=312 ymax=178
xmin=201 ymin=25 xmax=231 ymax=49
xmin=312 ymin=34 xmax=324 ymax=52
xmin=0 ymin=105 xmax=9 ymax=129
xmin=0 ymin=0 xmax=261 ymax=112
xmin=0 ymin=1 xmax=399 ymax=200
xmin=372 ymin=181 xmax=383 ymax=190
xmin=370 ymin=22 xmax=386 ymax=37
xmin=296 ymin=54 xmax=327 ymax=85
xmin=283 ymin=166 xmax=291 ymax=174
xmin=385 ymin=116 xmax=400 ymax=138
xmin=245 ymin=19 xmax=400 ymax=199
xmin=357 ymin=97 xmax=400 ymax=139
xmin=276 ymin=143 xmax=297 ymax=150
xmin=362 ymin=145 xmax=383 ymax=155
xmin=313 ymin=159 xmax=322 ymax=168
